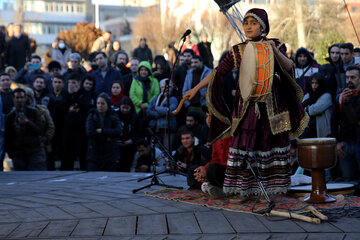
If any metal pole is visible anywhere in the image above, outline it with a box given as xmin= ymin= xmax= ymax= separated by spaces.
xmin=95 ymin=3 xmax=100 ymax=28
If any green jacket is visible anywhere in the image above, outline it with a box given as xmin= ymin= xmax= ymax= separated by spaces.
xmin=129 ymin=61 xmax=160 ymax=113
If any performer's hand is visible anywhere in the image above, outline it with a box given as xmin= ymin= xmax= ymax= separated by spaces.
xmin=336 ymin=142 xmax=346 ymax=158
xmin=194 ymin=166 xmax=207 ymax=183
xmin=183 ymin=88 xmax=197 ymax=101
xmin=267 ymin=40 xmax=279 ymax=55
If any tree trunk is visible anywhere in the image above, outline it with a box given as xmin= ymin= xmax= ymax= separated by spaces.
xmin=15 ymin=0 xmax=24 ymax=25
xmin=295 ymin=0 xmax=306 ymax=48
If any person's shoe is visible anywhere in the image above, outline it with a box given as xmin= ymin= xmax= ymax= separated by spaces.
xmin=228 ymin=194 xmax=250 ymax=203
xmin=201 ymin=182 xmax=211 ymax=194
xmin=208 ymin=185 xmax=226 ymax=199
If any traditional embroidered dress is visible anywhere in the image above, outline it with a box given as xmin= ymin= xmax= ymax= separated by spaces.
xmin=206 ymin=9 xmax=308 ymax=197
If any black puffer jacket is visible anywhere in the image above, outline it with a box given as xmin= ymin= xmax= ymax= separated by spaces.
xmin=86 ymin=108 xmax=122 ymax=162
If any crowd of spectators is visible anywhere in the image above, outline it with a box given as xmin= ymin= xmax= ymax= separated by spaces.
xmin=0 ymin=23 xmax=359 ymax=191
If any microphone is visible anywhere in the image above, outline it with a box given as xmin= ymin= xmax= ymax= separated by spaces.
xmin=181 ymin=29 xmax=191 ymax=40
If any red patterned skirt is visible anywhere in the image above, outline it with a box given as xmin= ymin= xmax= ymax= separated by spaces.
xmin=223 ymin=102 xmax=291 ymax=197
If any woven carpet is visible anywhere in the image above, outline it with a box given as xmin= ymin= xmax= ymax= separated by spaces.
xmin=145 ymin=188 xmax=360 ymax=215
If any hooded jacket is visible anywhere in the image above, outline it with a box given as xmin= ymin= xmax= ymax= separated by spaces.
xmin=294 ymin=47 xmax=319 ymax=92
xmin=129 ymin=61 xmax=160 ymax=113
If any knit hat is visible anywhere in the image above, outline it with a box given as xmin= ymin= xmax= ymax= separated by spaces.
xmin=243 ymin=8 xmax=270 ymax=36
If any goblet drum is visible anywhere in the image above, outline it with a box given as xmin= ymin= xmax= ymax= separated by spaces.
xmin=297 ymin=138 xmax=337 ymax=203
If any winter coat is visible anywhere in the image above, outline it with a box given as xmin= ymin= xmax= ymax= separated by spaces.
xmin=303 ymin=92 xmax=332 ymax=137
xmin=5 ymin=107 xmax=43 ymax=157
xmin=132 ymin=45 xmax=153 ymax=64
xmin=86 ymin=108 xmax=122 ymax=162
xmin=182 ymin=65 xmax=212 ymax=108
xmin=93 ymin=66 xmax=123 ymax=95
xmin=129 ymin=61 xmax=160 ymax=113
xmin=51 ymin=47 xmax=72 ymax=72
xmin=6 ymin=34 xmax=31 ymax=71
xmin=147 ymin=92 xmax=178 ymax=132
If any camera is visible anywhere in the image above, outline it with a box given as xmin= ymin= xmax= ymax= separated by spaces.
xmin=352 ymin=89 xmax=358 ymax=97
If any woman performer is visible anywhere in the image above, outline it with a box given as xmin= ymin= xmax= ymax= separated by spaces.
xmin=184 ymin=8 xmax=308 ymax=200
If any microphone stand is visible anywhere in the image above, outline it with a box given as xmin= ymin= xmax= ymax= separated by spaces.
xmin=132 ymin=129 xmax=184 ymax=194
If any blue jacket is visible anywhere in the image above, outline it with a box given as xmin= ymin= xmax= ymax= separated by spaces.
xmin=93 ymin=66 xmax=122 ymax=95
xmin=182 ymin=65 xmax=212 ymax=108
xmin=147 ymin=93 xmax=178 ymax=132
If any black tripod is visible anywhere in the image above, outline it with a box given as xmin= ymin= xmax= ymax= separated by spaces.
xmin=132 ymin=129 xmax=184 ymax=193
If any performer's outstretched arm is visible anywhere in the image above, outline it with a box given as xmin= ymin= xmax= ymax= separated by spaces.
xmin=183 ymin=72 xmax=212 ymax=100
xmin=268 ymin=40 xmax=293 ymax=72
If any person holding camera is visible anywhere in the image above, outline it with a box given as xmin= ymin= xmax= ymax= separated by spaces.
xmin=14 ymin=55 xmax=51 ymax=89
xmin=331 ymin=65 xmax=360 ymax=183
xmin=5 ymin=88 xmax=45 ymax=170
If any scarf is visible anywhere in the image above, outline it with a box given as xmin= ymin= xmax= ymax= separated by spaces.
xmin=110 ymin=93 xmax=125 ymax=107
xmin=136 ymin=75 xmax=151 ymax=103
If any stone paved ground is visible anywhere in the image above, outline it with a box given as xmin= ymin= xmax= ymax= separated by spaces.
xmin=0 ymin=171 xmax=359 ymax=240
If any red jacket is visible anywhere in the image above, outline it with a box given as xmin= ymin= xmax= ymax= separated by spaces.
xmin=204 ymin=136 xmax=231 ymax=170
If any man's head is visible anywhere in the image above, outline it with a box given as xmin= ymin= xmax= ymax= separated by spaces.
xmin=185 ymin=112 xmax=198 ymax=128
xmin=178 ymin=54 xmax=185 ymax=66
xmin=297 ymin=53 xmax=308 ymax=68
xmin=33 ymin=75 xmax=46 ymax=92
xmin=130 ymin=58 xmax=140 ymax=75
xmin=345 ymin=65 xmax=360 ymax=91
xmin=200 ymin=33 xmax=208 ymax=43
xmin=29 ymin=55 xmax=42 ymax=71
xmin=329 ymin=44 xmax=340 ymax=63
xmin=183 ymin=49 xmax=194 ymax=66
xmin=139 ymin=38 xmax=146 ymax=48
xmin=52 ymin=74 xmax=65 ymax=93
xmin=115 ymin=50 xmax=128 ymax=66
xmin=48 ymin=61 xmax=61 ymax=77
xmin=95 ymin=52 xmax=108 ymax=69
xmin=13 ymin=24 xmax=22 ymax=37
xmin=23 ymin=87 xmax=34 ymax=105
xmin=67 ymin=73 xmax=81 ymax=94
xmin=135 ymin=138 xmax=151 ymax=157
xmin=181 ymin=131 xmax=195 ymax=149
xmin=82 ymin=74 xmax=96 ymax=92
xmin=6 ymin=23 xmax=14 ymax=36
xmin=69 ymin=53 xmax=82 ymax=70
xmin=5 ymin=66 xmax=17 ymax=80
xmin=0 ymin=72 xmax=11 ymax=92
xmin=354 ymin=48 xmax=360 ymax=58
xmin=340 ymin=43 xmax=354 ymax=64
xmin=191 ymin=55 xmax=204 ymax=71
xmin=13 ymin=88 xmax=26 ymax=109
xmin=103 ymin=31 xmax=111 ymax=42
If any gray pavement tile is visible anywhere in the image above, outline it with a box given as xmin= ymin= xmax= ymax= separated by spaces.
xmin=255 ymin=215 xmax=306 ymax=233
xmin=35 ymin=206 xmax=76 ymax=220
xmin=344 ymin=233 xmax=360 ymax=240
xmin=0 ymin=211 xmax=19 ymax=223
xmin=11 ymin=208 xmax=48 ymax=222
xmin=71 ymin=218 xmax=107 ymax=236
xmin=1 ymin=197 xmax=46 ymax=208
xmin=103 ymin=216 xmax=136 ymax=236
xmin=0 ymin=223 xmax=19 ymax=237
xmin=147 ymin=205 xmax=187 ymax=213
xmin=305 ymin=233 xmax=346 ymax=240
xmin=7 ymin=221 xmax=49 ymax=238
xmin=137 ymin=214 xmax=168 ymax=235
xmin=195 ymin=211 xmax=235 ymax=234
xmin=330 ymin=217 xmax=360 ymax=232
xmin=0 ymin=203 xmax=22 ymax=210
xmin=39 ymin=219 xmax=78 ymax=237
xmin=167 ymin=212 xmax=202 ymax=234
xmin=223 ymin=211 xmax=270 ymax=233
xmin=81 ymin=202 xmax=129 ymax=217
xmin=107 ymin=200 xmax=157 ymax=215
xmin=58 ymin=204 xmax=105 ymax=218
xmin=295 ymin=220 xmax=342 ymax=233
